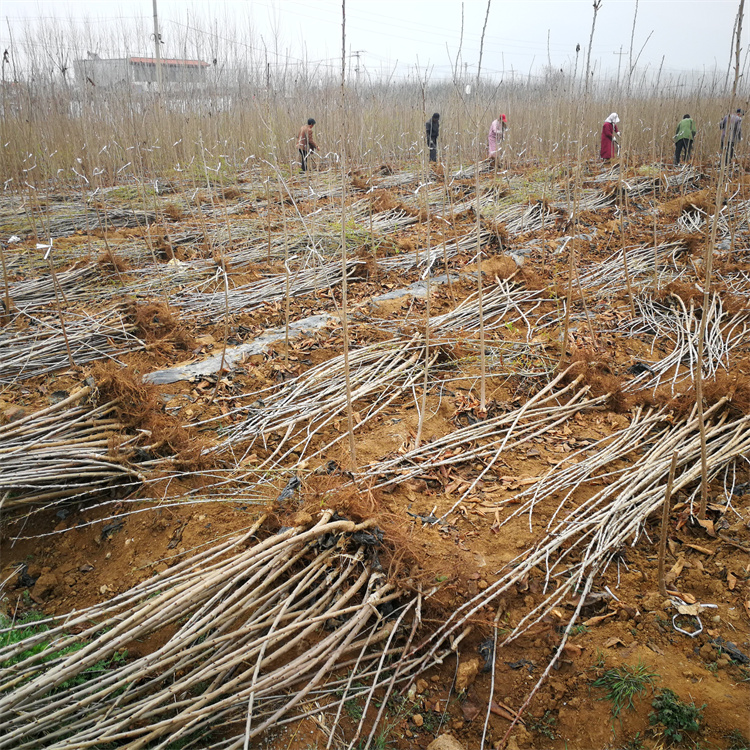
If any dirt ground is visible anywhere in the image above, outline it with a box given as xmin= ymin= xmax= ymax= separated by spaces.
xmin=1 ymin=155 xmax=749 ymax=750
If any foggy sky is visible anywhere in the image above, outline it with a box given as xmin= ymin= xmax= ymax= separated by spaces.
xmin=0 ymin=0 xmax=741 ymax=82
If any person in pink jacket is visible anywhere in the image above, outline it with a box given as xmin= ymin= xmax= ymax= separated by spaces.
xmin=600 ymin=113 xmax=620 ymax=160
xmin=488 ymin=114 xmax=508 ymax=158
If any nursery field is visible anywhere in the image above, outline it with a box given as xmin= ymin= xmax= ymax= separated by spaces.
xmin=1 ymin=148 xmax=749 ymax=750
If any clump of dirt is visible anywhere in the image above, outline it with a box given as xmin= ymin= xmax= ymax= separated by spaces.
xmin=222 ymin=186 xmax=241 ymax=200
xmin=97 ymin=252 xmax=129 ymax=276
xmin=351 ymin=174 xmax=371 ymax=191
xmin=478 ymin=255 xmax=518 ymax=281
xmin=92 ymin=361 xmax=212 ymax=468
xmin=272 ymin=474 xmax=473 ymax=605
xmin=211 ymin=253 xmax=231 ymax=272
xmin=567 ymin=349 xmax=629 ymax=412
xmin=131 ymin=301 xmax=195 ymax=353
xmin=371 ymin=190 xmax=398 ymax=212
xmin=518 ymin=265 xmax=548 ymax=290
xmin=657 ymin=280 xmax=704 ymax=307
xmin=662 ymin=189 xmax=716 ymax=217
xmin=163 ymin=203 xmax=185 ymax=221
xmin=482 ymin=217 xmax=510 ymax=244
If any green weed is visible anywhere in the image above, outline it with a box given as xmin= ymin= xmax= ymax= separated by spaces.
xmin=0 ymin=612 xmax=128 ymax=692
xmin=648 ymin=688 xmax=704 ymax=745
xmin=592 ymin=662 xmax=657 ymax=719
xmin=529 ymin=710 xmax=557 ymax=740
xmin=726 ymin=729 xmax=750 ymax=749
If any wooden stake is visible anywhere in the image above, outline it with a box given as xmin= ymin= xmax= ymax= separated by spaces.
xmin=340 ymin=0 xmax=357 ymax=471
xmin=658 ymin=451 xmax=679 ymax=597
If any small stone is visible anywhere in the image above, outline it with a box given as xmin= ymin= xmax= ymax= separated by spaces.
xmin=2 ymin=405 xmax=26 ymax=423
xmin=427 ymin=734 xmax=467 ymax=750
xmin=456 ymin=657 xmax=480 ymax=693
xmin=477 ymin=579 xmax=489 ymax=591
xmin=452 ymin=720 xmax=464 ymax=730
xmin=412 ymin=713 xmax=424 ymax=728
xmin=699 ymin=643 xmax=714 ymax=661
xmin=618 ymin=608 xmax=630 ymax=621
xmin=641 ymin=591 xmax=664 ymax=612
xmin=716 ymin=656 xmax=730 ymax=668
xmin=290 ymin=511 xmax=314 ymax=527
xmin=30 ymin=573 xmax=59 ymax=603
xmin=416 ymin=678 xmax=429 ymax=694
xmin=431 ymin=674 xmax=441 ymax=682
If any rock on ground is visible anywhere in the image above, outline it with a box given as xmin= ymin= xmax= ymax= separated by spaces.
xmin=427 ymin=734 xmax=467 ymax=750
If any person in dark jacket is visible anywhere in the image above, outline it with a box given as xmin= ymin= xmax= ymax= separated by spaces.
xmin=425 ymin=112 xmax=440 ymax=162
xmin=720 ymin=109 xmax=743 ymax=165
xmin=673 ymin=114 xmax=696 ymax=165
xmin=297 ymin=118 xmax=317 ymax=172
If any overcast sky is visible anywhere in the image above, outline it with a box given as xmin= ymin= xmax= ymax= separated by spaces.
xmin=0 ymin=0 xmax=742 ymax=82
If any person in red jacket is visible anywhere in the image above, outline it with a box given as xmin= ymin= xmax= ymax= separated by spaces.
xmin=297 ymin=118 xmax=317 ymax=172
xmin=600 ymin=113 xmax=620 ymax=160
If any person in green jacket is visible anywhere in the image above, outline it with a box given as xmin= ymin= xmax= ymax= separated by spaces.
xmin=673 ymin=114 xmax=696 ymax=165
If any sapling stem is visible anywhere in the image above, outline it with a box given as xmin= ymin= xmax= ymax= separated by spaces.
xmin=658 ymin=451 xmax=679 ymax=597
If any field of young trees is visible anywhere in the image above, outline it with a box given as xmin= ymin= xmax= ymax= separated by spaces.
xmin=1 ymin=6 xmax=749 ymax=750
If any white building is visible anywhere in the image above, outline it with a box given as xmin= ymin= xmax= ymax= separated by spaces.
xmin=74 ymin=55 xmax=210 ymax=89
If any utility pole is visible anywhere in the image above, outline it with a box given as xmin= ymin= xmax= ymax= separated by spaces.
xmin=351 ymin=50 xmax=365 ymax=88
xmin=152 ymin=0 xmax=163 ymax=94
xmin=613 ymin=46 xmax=627 ymax=91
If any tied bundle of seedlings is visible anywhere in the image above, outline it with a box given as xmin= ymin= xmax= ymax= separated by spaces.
xmin=364 ymin=368 xmax=608 ymax=490
xmin=431 ymin=278 xmax=552 ymax=338
xmin=0 ymin=306 xmax=146 ymax=382
xmin=403 ymin=399 xmax=750 ymax=728
xmin=7 ymin=263 xmax=101 ymax=314
xmin=0 ymin=512 xmax=410 ymax=750
xmin=492 ymin=200 xmax=562 ymax=236
xmin=557 ymin=187 xmax=615 ymax=213
xmin=621 ymin=292 xmax=748 ymax=394
xmin=215 ymin=336 xmax=436 ymax=468
xmin=169 ymin=259 xmax=356 ymax=321
xmin=577 ymin=240 xmax=687 ymax=292
xmin=377 ymin=228 xmax=492 ymax=272
xmin=36 ymin=207 xmax=156 ymax=239
xmin=0 ymin=386 xmax=145 ymax=512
